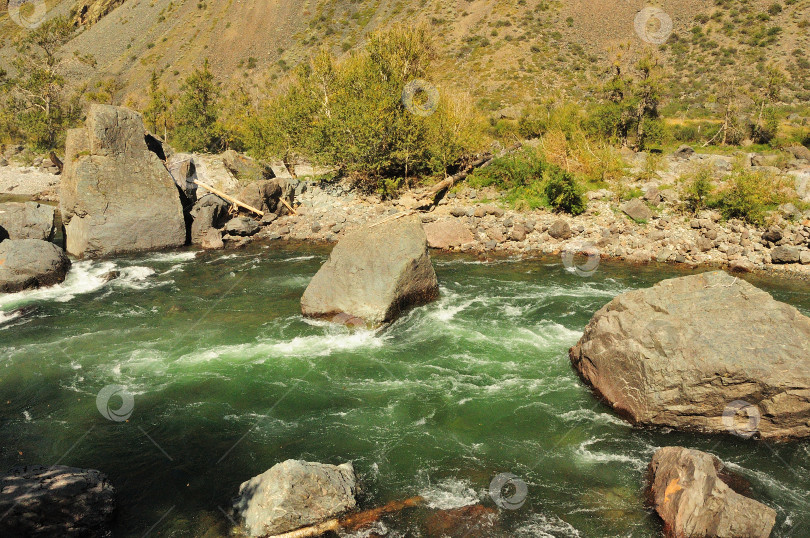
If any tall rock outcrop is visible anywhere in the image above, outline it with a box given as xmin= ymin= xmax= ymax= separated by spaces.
xmin=570 ymin=271 xmax=810 ymax=440
xmin=60 ymin=104 xmax=186 ymax=258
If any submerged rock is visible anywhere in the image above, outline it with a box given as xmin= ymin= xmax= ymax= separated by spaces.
xmin=0 ymin=465 xmax=115 ymax=537
xmin=60 ymin=104 xmax=186 ymax=258
xmin=424 ymin=504 xmax=499 ymax=537
xmin=301 ymin=216 xmax=439 ymax=325
xmin=570 ymin=271 xmax=810 ymax=440
xmin=649 ymin=447 xmax=776 ymax=538
xmin=0 ymin=239 xmax=70 ymax=293
xmin=233 ymin=459 xmax=357 ymax=537
xmin=0 ymin=202 xmax=55 ymax=241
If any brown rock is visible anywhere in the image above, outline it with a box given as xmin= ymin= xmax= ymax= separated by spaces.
xmin=570 ymin=271 xmax=810 ymax=439
xmin=548 ymin=220 xmax=572 ymax=240
xmin=649 ymin=447 xmax=776 ymax=538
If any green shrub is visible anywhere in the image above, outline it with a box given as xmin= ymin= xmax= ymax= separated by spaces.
xmin=682 ymin=166 xmax=715 ymax=213
xmin=713 ymin=167 xmax=787 ymax=225
xmin=468 ymin=148 xmax=586 ymax=215
xmin=467 ymin=148 xmax=545 ymax=189
xmin=543 ymin=167 xmax=586 ymax=215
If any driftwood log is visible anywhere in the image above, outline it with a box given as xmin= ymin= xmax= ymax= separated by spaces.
xmin=421 ymin=143 xmax=522 ymax=209
xmin=268 ymin=496 xmax=425 ymax=538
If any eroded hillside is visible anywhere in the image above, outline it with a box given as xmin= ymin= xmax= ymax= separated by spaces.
xmin=1 ymin=0 xmax=808 ymax=113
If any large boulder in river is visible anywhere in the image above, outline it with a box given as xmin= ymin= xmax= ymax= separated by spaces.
xmin=0 ymin=202 xmax=55 ymax=241
xmin=0 ymin=239 xmax=70 ymax=293
xmin=301 ymin=216 xmax=440 ymax=325
xmin=0 ymin=465 xmax=115 ymax=537
xmin=570 ymin=271 xmax=810 ymax=440
xmin=233 ymin=460 xmax=357 ymax=537
xmin=649 ymin=447 xmax=776 ymax=538
xmin=60 ymin=104 xmax=186 ymax=258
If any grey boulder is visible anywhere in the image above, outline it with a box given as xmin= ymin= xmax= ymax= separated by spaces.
xmin=0 ymin=239 xmax=70 ymax=293
xmin=223 ymin=217 xmax=260 ymax=237
xmin=301 ymin=216 xmax=439 ymax=325
xmin=570 ymin=271 xmax=810 ymax=440
xmin=621 ymin=198 xmax=653 ymax=221
xmin=770 ymin=245 xmax=800 ymax=264
xmin=233 ymin=460 xmax=357 ymax=537
xmin=0 ymin=465 xmax=115 ymax=537
xmin=0 ymin=202 xmax=55 ymax=241
xmin=649 ymin=447 xmax=776 ymax=538
xmin=60 ymin=104 xmax=186 ymax=258
xmin=190 ymin=194 xmax=230 ymax=244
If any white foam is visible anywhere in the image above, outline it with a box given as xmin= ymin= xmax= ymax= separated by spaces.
xmin=420 ymin=477 xmax=480 ymax=510
xmin=558 ymin=408 xmax=631 ymax=428
xmin=0 ymin=260 xmax=117 ymax=308
xmin=175 ymin=327 xmax=387 ymax=364
xmin=515 ymin=514 xmax=582 ymax=537
xmin=0 ymin=309 xmax=22 ymax=327
xmin=142 ymin=251 xmax=198 ymax=263
xmin=280 ymin=255 xmax=318 ymax=262
xmin=574 ymin=438 xmax=647 ymax=471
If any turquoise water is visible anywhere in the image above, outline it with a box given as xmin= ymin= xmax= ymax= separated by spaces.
xmin=1 ymin=243 xmax=808 ymax=537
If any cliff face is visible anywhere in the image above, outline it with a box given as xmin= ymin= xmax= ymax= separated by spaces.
xmin=72 ymin=0 xmax=126 ymax=26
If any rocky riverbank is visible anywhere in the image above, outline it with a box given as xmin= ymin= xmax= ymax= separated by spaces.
xmin=3 ymin=125 xmax=810 ymax=282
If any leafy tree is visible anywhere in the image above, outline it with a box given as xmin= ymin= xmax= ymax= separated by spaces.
xmin=173 ymin=59 xmax=221 ymax=152
xmin=247 ymin=26 xmax=481 ymax=194
xmin=597 ymin=52 xmax=664 ymax=150
xmin=143 ymin=72 xmax=173 ymax=142
xmin=750 ymin=62 xmax=786 ymax=143
xmin=7 ymin=17 xmax=83 ymax=149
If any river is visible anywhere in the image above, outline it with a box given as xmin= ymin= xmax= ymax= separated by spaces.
xmin=1 ymin=243 xmax=808 ymax=536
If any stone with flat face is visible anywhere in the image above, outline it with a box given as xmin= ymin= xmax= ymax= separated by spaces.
xmin=60 ymin=104 xmax=186 ymax=258
xmin=570 ymin=271 xmax=810 ymax=440
xmin=301 ymin=216 xmax=439 ymax=325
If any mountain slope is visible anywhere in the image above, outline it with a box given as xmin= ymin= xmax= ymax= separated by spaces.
xmin=1 ymin=0 xmax=808 ymax=113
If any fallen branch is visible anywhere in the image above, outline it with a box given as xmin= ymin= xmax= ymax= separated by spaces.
xmin=268 ymin=496 xmax=425 ymax=538
xmin=278 ymin=195 xmax=298 ymax=216
xmin=427 ymin=143 xmax=522 ymax=207
xmin=369 ymin=210 xmax=416 ymax=228
xmin=193 ymin=180 xmax=264 ymax=217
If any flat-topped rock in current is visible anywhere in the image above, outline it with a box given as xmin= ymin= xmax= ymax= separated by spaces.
xmin=570 ymin=271 xmax=810 ymax=440
xmin=301 ymin=215 xmax=439 ymax=325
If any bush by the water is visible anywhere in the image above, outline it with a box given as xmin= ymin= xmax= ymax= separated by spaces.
xmin=468 ymin=149 xmax=586 ymax=214
xmin=712 ymin=167 xmax=790 ymax=225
